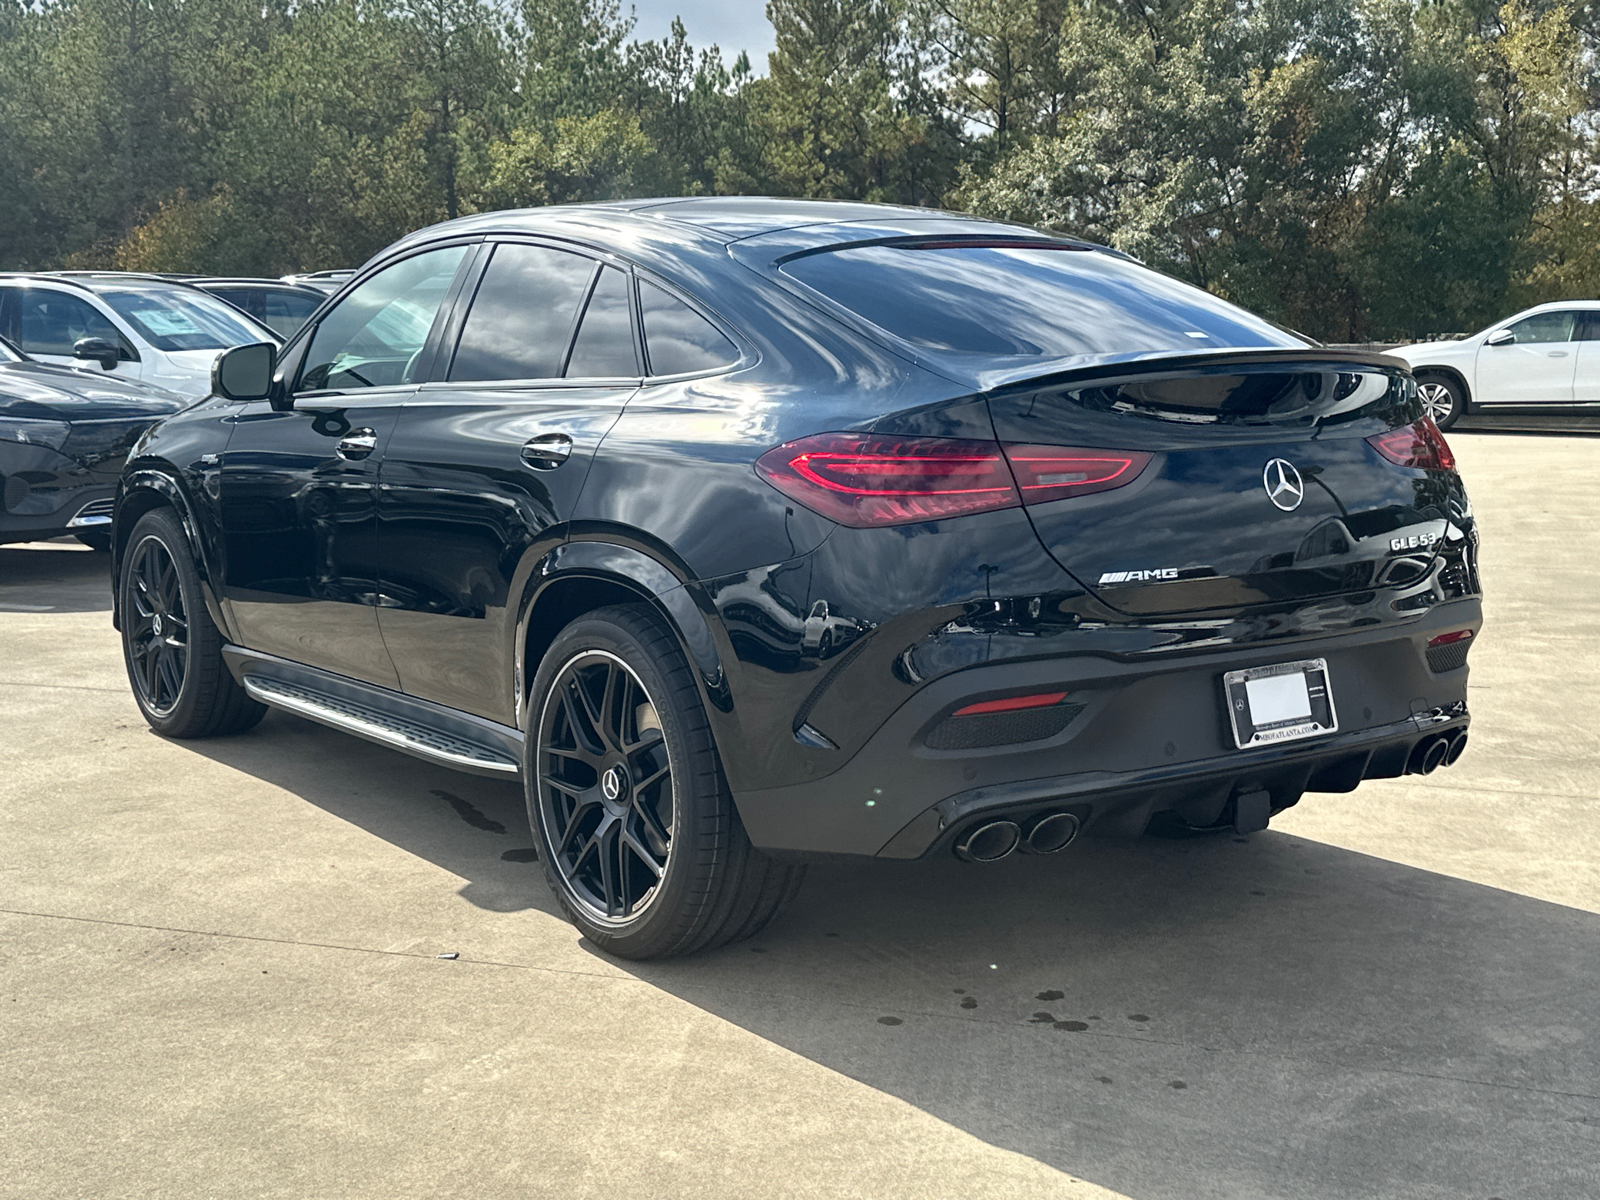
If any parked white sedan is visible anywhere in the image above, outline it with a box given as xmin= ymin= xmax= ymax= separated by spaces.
xmin=1388 ymin=300 xmax=1600 ymax=428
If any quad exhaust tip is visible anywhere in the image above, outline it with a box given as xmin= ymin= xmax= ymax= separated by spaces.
xmin=955 ymin=820 xmax=1021 ymax=862
xmin=1409 ymin=728 xmax=1468 ymax=776
xmin=954 ymin=811 xmax=1081 ymax=862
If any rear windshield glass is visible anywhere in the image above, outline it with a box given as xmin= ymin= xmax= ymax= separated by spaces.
xmin=780 ymin=244 xmax=1302 ymax=361
xmin=101 ymin=288 xmax=267 ymax=351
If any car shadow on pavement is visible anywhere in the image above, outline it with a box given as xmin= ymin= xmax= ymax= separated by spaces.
xmin=0 ymin=540 xmax=112 ymax=612
xmin=183 ymin=709 xmax=1600 ymax=1200
xmin=181 ymin=709 xmax=556 ymax=919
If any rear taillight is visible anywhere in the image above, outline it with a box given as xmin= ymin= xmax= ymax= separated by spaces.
xmin=756 ymin=433 xmax=1154 ymax=527
xmin=754 ymin=433 xmax=1019 ymax=527
xmin=1002 ymin=444 xmax=1153 ymax=504
xmin=1366 ymin=417 xmax=1456 ymax=471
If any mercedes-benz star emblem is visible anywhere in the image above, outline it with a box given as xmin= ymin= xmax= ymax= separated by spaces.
xmin=1262 ymin=458 xmax=1305 ymax=511
xmin=601 ymin=767 xmax=623 ymax=801
xmin=152 ymin=614 xmax=163 ymax=636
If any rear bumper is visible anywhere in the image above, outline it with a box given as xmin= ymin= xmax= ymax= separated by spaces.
xmin=731 ymin=596 xmax=1480 ymax=858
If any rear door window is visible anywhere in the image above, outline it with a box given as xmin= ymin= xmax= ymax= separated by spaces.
xmin=639 ymin=280 xmax=738 ymax=376
xmin=565 ymin=266 xmax=638 ymax=378
xmin=449 ymin=243 xmax=596 ymax=382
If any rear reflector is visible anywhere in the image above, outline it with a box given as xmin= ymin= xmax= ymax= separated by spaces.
xmin=755 ymin=433 xmax=1020 ymax=527
xmin=1427 ymin=629 xmax=1473 ymax=648
xmin=1366 ymin=417 xmax=1456 ymax=471
xmin=953 ymin=691 xmax=1069 ymax=717
xmin=1002 ymin=445 xmax=1153 ymax=504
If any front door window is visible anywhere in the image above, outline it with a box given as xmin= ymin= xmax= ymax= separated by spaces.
xmin=298 ymin=246 xmax=468 ymax=393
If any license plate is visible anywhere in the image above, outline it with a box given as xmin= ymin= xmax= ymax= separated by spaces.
xmin=1223 ymin=659 xmax=1338 ymax=749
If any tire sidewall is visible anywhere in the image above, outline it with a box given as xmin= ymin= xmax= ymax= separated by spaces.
xmin=524 ymin=610 xmax=710 ymax=956
xmin=120 ymin=511 xmax=205 ymax=735
xmin=1419 ymin=375 xmax=1464 ymax=430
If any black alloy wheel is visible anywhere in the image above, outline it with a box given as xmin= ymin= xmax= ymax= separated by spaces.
xmin=126 ymin=531 xmax=190 ymax=717
xmin=119 ymin=507 xmax=266 ymax=738
xmin=538 ymin=649 xmax=674 ymax=923
xmin=526 ymin=604 xmax=805 ymax=959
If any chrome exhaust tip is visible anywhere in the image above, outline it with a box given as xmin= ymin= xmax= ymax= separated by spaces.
xmin=955 ymin=820 xmax=1022 ymax=863
xmin=1020 ymin=811 xmax=1081 ymax=855
xmin=1415 ymin=736 xmax=1449 ymax=775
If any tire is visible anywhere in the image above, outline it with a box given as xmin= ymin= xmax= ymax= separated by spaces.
xmin=1416 ymin=375 xmax=1465 ymax=430
xmin=525 ymin=603 xmax=804 ymax=959
xmin=119 ymin=507 xmax=267 ymax=738
xmin=75 ymin=530 xmax=112 ymax=552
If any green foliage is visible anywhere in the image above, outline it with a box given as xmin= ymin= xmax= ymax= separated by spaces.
xmin=0 ymin=0 xmax=1596 ymax=336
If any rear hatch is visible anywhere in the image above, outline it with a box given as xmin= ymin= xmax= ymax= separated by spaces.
xmin=985 ymin=353 xmax=1455 ymax=616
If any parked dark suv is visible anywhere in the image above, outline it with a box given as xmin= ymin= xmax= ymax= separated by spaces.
xmin=112 ymin=198 xmax=1480 ymax=958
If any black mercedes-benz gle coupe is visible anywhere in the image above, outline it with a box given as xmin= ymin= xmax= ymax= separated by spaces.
xmin=0 ymin=334 xmax=185 ymax=550
xmin=111 ymin=198 xmax=1480 ymax=958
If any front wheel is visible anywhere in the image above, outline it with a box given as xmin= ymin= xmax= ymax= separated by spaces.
xmin=119 ymin=507 xmax=266 ymax=738
xmin=1417 ymin=376 xmax=1465 ymax=430
xmin=526 ymin=603 xmax=803 ymax=959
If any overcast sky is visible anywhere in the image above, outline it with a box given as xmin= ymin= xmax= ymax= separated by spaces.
xmin=626 ymin=1 xmax=776 ymax=69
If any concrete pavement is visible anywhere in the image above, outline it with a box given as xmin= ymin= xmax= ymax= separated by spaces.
xmin=1 ymin=432 xmax=1597 ymax=1199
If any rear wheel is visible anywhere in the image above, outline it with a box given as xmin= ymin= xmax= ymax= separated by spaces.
xmin=119 ymin=508 xmax=266 ymax=738
xmin=1416 ymin=375 xmax=1464 ymax=430
xmin=526 ymin=603 xmax=804 ymax=959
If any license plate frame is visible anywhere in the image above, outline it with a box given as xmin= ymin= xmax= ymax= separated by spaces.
xmin=1223 ymin=658 xmax=1338 ymax=749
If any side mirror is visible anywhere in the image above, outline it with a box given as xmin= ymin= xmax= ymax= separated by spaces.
xmin=213 ymin=342 xmax=277 ymax=401
xmin=73 ymin=337 xmax=121 ymax=371
xmin=1485 ymin=328 xmax=1514 ymax=347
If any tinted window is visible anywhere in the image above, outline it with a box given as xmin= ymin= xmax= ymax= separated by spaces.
xmin=101 ymin=288 xmax=265 ymax=351
xmin=640 ymin=280 xmax=738 ymax=375
xmin=781 ymin=243 xmax=1301 ymax=360
xmin=11 ymin=289 xmax=126 ymax=356
xmin=1579 ymin=313 xmax=1600 ymax=341
xmin=300 ymin=246 xmax=467 ymax=392
xmin=207 ymin=287 xmax=262 ymax=318
xmin=450 ymin=244 xmax=595 ymax=381
xmin=258 ymin=290 xmax=320 ymax=338
xmin=1503 ymin=311 xmax=1576 ymax=344
xmin=566 ymin=267 xmax=637 ymax=377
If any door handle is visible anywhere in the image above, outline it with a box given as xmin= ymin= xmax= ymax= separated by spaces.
xmin=521 ymin=433 xmax=573 ymax=470
xmin=336 ymin=428 xmax=379 ymax=460
xmin=1550 ymin=350 xmax=1570 ymax=357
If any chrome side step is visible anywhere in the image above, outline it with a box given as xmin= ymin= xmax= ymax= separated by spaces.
xmin=225 ymin=647 xmax=522 ymax=778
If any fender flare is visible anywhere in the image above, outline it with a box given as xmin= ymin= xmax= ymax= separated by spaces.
xmin=115 ymin=465 xmax=232 ymax=639
xmin=513 ymin=540 xmax=732 ymax=730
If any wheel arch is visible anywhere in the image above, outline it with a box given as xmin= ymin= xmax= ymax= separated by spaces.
xmin=514 ymin=541 xmax=732 ymax=734
xmin=1412 ymin=364 xmax=1472 ymax=412
xmin=113 ymin=465 xmax=231 ymax=638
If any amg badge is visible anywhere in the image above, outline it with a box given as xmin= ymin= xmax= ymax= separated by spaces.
xmin=1099 ymin=568 xmax=1179 ymax=584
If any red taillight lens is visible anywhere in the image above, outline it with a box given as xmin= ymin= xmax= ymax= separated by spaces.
xmin=754 ymin=433 xmax=1020 ymax=527
xmin=1002 ymin=444 xmax=1153 ymax=504
xmin=1366 ymin=417 xmax=1456 ymax=471
xmin=1428 ymin=629 xmax=1473 ymax=648
xmin=953 ymin=691 xmax=1069 ymax=717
